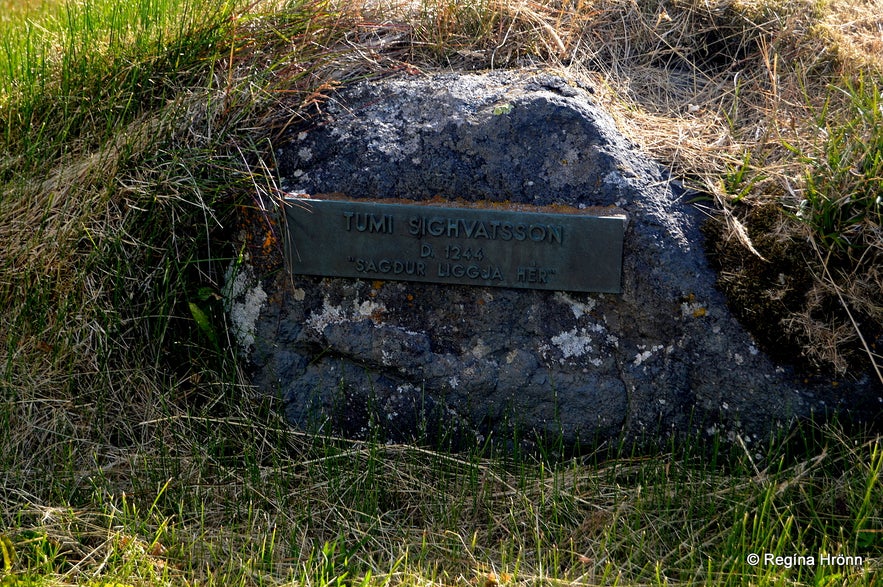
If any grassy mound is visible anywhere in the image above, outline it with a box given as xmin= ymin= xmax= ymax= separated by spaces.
xmin=1 ymin=0 xmax=881 ymax=584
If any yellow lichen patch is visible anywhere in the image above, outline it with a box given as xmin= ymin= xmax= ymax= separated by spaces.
xmin=237 ymin=205 xmax=284 ymax=275
xmin=261 ymin=233 xmax=275 ymax=255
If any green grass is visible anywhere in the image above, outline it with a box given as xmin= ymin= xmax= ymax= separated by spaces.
xmin=1 ymin=0 xmax=882 ymax=584
xmin=0 ymin=0 xmax=233 ymax=172
xmin=798 ymin=77 xmax=883 ymax=254
xmin=1 ymin=411 xmax=881 ymax=585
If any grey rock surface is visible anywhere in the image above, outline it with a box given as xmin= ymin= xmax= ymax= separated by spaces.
xmin=227 ymin=70 xmax=880 ymax=451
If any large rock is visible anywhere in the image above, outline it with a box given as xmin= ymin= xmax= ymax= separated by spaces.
xmin=226 ymin=70 xmax=880 ymax=451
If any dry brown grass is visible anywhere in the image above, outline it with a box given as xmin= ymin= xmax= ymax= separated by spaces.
xmin=819 ymin=0 xmax=883 ymax=69
xmin=1 ymin=3 xmax=882 ymax=584
xmin=577 ymin=0 xmax=882 ymax=376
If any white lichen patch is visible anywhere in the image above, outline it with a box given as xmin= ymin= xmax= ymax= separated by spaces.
xmin=537 ymin=343 xmax=551 ymax=362
xmin=555 ymin=292 xmax=596 ymax=319
xmin=633 ymin=349 xmax=652 ymax=366
xmin=356 ymin=298 xmax=384 ymax=318
xmin=551 ymin=328 xmax=594 ymax=359
xmin=223 ymin=261 xmax=268 ymax=354
xmin=471 ymin=338 xmax=490 ymax=359
xmin=681 ymin=300 xmax=706 ymax=318
xmin=306 ymin=295 xmax=389 ymax=335
xmin=633 ymin=344 xmax=664 ymax=367
xmin=603 ymin=170 xmax=629 ymax=190
xmin=306 ymin=298 xmax=348 ymax=334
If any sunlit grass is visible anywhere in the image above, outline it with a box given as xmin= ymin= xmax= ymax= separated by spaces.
xmin=0 ymin=0 xmax=239 ymax=172
xmin=0 ymin=0 xmax=53 ymax=18
xmin=1 ymin=417 xmax=881 ymax=585
xmin=0 ymin=0 xmax=881 ymax=585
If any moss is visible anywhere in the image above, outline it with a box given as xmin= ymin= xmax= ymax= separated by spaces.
xmin=704 ymin=202 xmax=882 ymax=374
xmin=703 ymin=204 xmax=817 ymax=369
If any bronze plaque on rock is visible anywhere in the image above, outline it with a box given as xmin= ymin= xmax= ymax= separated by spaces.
xmin=283 ymin=197 xmax=626 ymax=293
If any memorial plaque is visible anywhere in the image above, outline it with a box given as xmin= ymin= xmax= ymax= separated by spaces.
xmin=283 ymin=196 xmax=627 ymax=293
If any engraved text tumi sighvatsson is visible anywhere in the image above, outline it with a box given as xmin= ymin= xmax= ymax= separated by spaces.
xmin=283 ymin=197 xmax=627 ymax=293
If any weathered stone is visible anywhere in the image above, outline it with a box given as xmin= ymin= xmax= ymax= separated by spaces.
xmin=225 ymin=70 xmax=880 ymax=452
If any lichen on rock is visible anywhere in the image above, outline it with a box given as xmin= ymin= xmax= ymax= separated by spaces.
xmin=223 ymin=260 xmax=267 ymax=356
xmin=230 ymin=70 xmax=880 ymax=452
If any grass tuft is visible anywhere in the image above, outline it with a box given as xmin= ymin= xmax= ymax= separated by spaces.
xmin=799 ymin=77 xmax=883 ymax=254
